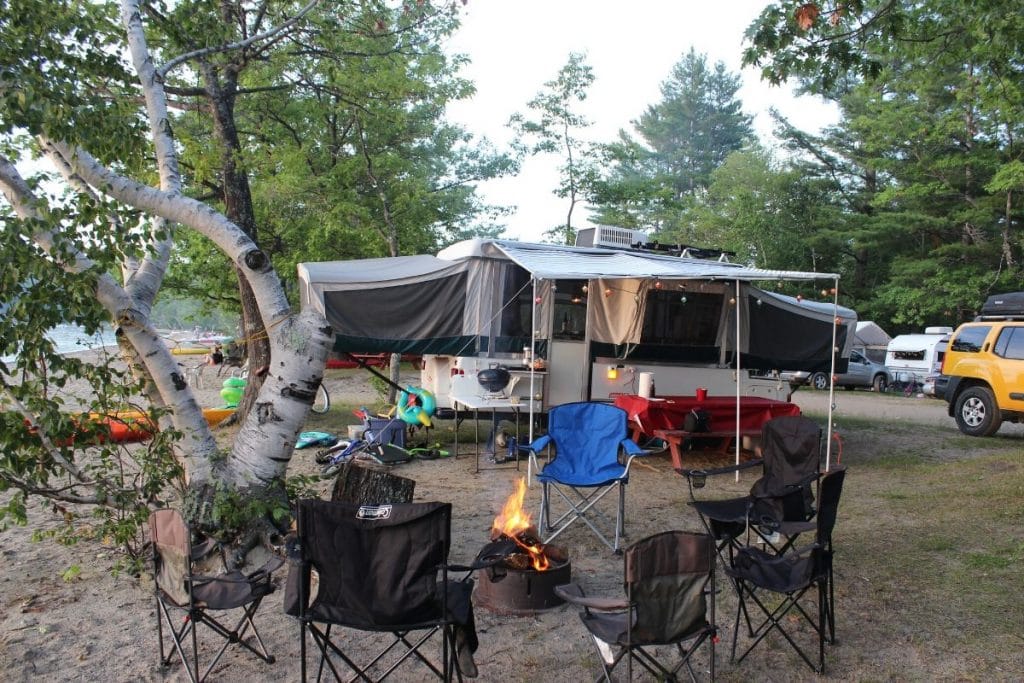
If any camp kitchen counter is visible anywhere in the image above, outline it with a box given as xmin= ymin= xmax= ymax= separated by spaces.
xmin=612 ymin=394 xmax=801 ymax=471
xmin=449 ymin=390 xmax=541 ymax=473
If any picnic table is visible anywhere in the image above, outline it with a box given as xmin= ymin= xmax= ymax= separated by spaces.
xmin=612 ymin=394 xmax=802 ymax=471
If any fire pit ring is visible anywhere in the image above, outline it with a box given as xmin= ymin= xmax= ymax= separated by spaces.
xmin=475 ymin=552 xmax=571 ymax=616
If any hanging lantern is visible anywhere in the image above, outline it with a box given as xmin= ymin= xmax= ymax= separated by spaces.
xmin=607 ymin=365 xmax=619 ymax=380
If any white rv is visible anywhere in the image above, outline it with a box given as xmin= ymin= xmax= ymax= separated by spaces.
xmin=884 ymin=326 xmax=953 ymax=384
xmin=298 ymin=238 xmax=856 ymax=412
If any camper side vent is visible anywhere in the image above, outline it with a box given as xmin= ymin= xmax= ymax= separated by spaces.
xmin=575 ymin=225 xmax=648 ymax=250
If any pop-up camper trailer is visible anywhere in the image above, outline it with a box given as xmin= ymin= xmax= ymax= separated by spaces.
xmin=298 ymin=238 xmax=856 ymax=414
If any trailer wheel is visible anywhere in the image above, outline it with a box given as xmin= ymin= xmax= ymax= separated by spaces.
xmin=954 ymin=386 xmax=1001 ymax=437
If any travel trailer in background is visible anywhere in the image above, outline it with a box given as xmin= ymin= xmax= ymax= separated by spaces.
xmin=298 ymin=237 xmax=856 ymax=414
xmin=885 ymin=326 xmax=954 ymax=386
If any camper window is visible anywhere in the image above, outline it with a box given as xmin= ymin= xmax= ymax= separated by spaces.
xmin=641 ymin=290 xmax=722 ymax=346
xmin=892 ymin=349 xmax=926 ymax=361
xmin=498 ymin=266 xmax=534 ymax=346
xmin=552 ymin=279 xmax=587 ymax=341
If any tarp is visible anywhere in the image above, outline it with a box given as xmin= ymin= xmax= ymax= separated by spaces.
xmin=298 ymin=238 xmax=854 ymax=370
xmin=854 ymin=321 xmax=891 ymax=349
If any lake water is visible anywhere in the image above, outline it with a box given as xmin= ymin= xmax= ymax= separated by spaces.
xmin=2 ymin=323 xmax=119 ymax=362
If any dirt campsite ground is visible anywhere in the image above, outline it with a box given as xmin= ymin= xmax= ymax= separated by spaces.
xmin=1 ymin=358 xmax=1023 ymax=682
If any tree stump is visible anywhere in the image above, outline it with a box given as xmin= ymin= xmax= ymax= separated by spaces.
xmin=330 ymin=461 xmax=415 ymax=504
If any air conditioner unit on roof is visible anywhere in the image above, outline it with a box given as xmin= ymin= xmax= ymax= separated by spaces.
xmin=575 ymin=225 xmax=648 ymax=250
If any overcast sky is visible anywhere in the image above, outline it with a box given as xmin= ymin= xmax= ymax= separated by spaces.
xmin=445 ymin=1 xmax=837 ymax=243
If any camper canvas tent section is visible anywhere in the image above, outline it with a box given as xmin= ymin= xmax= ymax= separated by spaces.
xmin=298 ymin=239 xmax=855 ymax=407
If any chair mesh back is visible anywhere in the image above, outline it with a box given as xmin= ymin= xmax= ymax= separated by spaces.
xmin=750 ymin=416 xmax=821 ymax=519
xmin=815 ymin=467 xmax=846 ymax=545
xmin=624 ymin=531 xmax=712 ymax=644
xmin=298 ymin=500 xmax=451 ymax=628
xmin=150 ymin=509 xmax=191 ymax=605
xmin=546 ymin=402 xmax=628 ymax=478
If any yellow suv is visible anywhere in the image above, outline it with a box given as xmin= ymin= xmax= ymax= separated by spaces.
xmin=942 ymin=320 xmax=1024 ymax=436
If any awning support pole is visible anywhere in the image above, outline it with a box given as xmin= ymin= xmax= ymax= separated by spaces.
xmin=735 ymin=279 xmax=742 ymax=481
xmin=826 ymin=278 xmax=839 ymax=471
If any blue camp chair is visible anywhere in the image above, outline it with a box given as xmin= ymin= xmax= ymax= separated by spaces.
xmin=525 ymin=402 xmax=647 ymax=553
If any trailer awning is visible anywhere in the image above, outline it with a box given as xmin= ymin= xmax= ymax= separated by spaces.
xmin=441 ymin=239 xmax=839 ymax=282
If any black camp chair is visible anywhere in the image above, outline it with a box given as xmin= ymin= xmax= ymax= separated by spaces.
xmin=290 ymin=499 xmax=478 ymax=682
xmin=682 ymin=415 xmax=823 ymax=569
xmin=725 ymin=466 xmax=846 ymax=674
xmin=554 ymin=530 xmax=717 ymax=682
xmin=149 ymin=508 xmax=283 ymax=683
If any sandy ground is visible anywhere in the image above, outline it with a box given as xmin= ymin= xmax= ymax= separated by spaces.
xmin=2 ymin=357 xmax=1022 ymax=681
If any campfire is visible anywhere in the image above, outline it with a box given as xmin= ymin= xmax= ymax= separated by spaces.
xmin=475 ymin=478 xmax=571 ymax=615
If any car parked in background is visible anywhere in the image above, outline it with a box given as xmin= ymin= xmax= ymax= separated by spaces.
xmin=942 ymin=319 xmax=1024 ymax=436
xmin=783 ymin=349 xmax=892 ymax=392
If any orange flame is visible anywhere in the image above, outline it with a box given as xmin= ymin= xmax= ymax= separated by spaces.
xmin=492 ymin=477 xmax=549 ymax=571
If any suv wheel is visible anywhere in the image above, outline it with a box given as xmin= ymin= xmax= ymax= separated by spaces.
xmin=873 ymin=375 xmax=888 ymax=392
xmin=954 ymin=386 xmax=1002 ymax=437
xmin=810 ymin=372 xmax=830 ymax=390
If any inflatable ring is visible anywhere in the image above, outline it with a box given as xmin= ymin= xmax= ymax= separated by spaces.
xmin=396 ymin=386 xmax=436 ymax=427
xmin=220 ymin=376 xmax=246 ymax=408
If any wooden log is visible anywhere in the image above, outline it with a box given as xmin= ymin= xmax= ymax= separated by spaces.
xmin=330 ymin=461 xmax=415 ymax=504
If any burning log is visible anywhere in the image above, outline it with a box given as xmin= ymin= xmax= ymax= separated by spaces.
xmin=475 ymin=478 xmax=572 ymax=615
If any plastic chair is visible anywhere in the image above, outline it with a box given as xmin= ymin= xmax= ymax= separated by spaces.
xmin=525 ymin=402 xmax=647 ymax=553
xmin=725 ymin=466 xmax=846 ymax=674
xmin=554 ymin=530 xmax=718 ymax=681
xmin=149 ymin=508 xmax=283 ymax=683
xmin=289 ymin=499 xmax=479 ymax=682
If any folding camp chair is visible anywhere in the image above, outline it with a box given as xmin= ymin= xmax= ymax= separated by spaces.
xmin=149 ymin=508 xmax=283 ymax=683
xmin=682 ymin=415 xmax=822 ymax=570
xmin=554 ymin=530 xmax=718 ymax=682
xmin=725 ymin=466 xmax=846 ymax=674
xmin=290 ymin=499 xmax=478 ymax=682
xmin=525 ymin=402 xmax=647 ymax=553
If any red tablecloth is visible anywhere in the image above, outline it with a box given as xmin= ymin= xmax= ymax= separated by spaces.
xmin=612 ymin=394 xmax=801 ymax=440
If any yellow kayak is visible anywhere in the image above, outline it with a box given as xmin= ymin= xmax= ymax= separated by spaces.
xmin=170 ymin=347 xmax=212 ymax=356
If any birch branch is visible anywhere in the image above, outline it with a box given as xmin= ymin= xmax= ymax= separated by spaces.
xmin=155 ymin=0 xmax=321 ymax=78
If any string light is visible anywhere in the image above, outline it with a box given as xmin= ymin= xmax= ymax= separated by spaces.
xmin=607 ymin=365 xmax=619 ymax=380
xmin=604 ymin=288 xmax=613 ymax=298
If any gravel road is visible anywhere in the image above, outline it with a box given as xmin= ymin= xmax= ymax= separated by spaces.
xmin=791 ymin=387 xmax=1024 ymax=436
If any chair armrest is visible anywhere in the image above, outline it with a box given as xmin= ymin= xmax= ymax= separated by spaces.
xmin=620 ymin=438 xmax=645 ymax=457
xmin=526 ymin=434 xmax=552 ymax=453
xmin=681 ymin=458 xmax=763 ymax=484
xmin=554 ymin=583 xmax=629 ymax=611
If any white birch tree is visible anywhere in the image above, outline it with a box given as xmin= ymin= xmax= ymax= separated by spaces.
xmin=0 ymin=0 xmax=341 ymax=562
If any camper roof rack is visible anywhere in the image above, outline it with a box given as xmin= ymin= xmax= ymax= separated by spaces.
xmin=632 ymin=242 xmax=735 ymax=262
